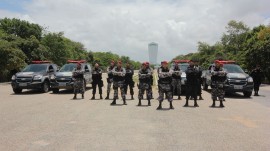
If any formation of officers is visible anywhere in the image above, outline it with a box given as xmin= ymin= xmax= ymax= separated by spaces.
xmin=72 ymin=59 xmax=228 ymax=109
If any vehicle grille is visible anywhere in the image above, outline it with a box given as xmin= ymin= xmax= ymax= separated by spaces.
xmin=56 ymin=77 xmax=72 ymax=83
xmin=16 ymin=77 xmax=32 ymax=83
xmin=228 ymin=78 xmax=247 ymax=85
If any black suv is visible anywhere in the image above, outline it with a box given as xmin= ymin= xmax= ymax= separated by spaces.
xmin=11 ymin=61 xmax=58 ymax=94
xmin=50 ymin=60 xmax=93 ymax=93
xmin=202 ymin=61 xmax=254 ymax=97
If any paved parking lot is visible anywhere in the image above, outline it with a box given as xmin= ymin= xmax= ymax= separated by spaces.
xmin=0 ymin=82 xmax=270 ymax=151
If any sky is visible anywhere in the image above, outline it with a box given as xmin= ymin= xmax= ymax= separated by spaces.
xmin=0 ymin=0 xmax=270 ymax=62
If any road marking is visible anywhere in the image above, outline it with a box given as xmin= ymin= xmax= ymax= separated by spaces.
xmin=219 ymin=116 xmax=258 ymax=128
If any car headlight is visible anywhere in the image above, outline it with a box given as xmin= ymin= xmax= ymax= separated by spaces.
xmin=11 ymin=75 xmax=16 ymax=80
xmin=33 ymin=75 xmax=43 ymax=80
xmin=247 ymin=77 xmax=253 ymax=83
xmin=50 ymin=75 xmax=55 ymax=80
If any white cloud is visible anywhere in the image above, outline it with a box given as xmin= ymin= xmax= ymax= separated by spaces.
xmin=1 ymin=0 xmax=270 ymax=62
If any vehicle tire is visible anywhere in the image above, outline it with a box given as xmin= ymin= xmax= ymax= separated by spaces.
xmin=52 ymin=88 xmax=59 ymax=93
xmin=203 ymin=80 xmax=208 ymax=90
xmin=13 ymin=88 xmax=22 ymax=94
xmin=41 ymin=81 xmax=49 ymax=93
xmin=243 ymin=91 xmax=252 ymax=97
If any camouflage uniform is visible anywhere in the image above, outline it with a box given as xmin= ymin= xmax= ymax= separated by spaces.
xmin=157 ymin=66 xmax=174 ymax=109
xmin=105 ymin=65 xmax=115 ymax=99
xmin=147 ymin=66 xmax=154 ymax=99
xmin=111 ymin=67 xmax=126 ymax=105
xmin=72 ymin=69 xmax=85 ymax=99
xmin=124 ymin=67 xmax=135 ymax=99
xmin=138 ymin=68 xmax=152 ymax=106
xmin=171 ymin=65 xmax=182 ymax=99
xmin=184 ymin=65 xmax=200 ymax=107
xmin=211 ymin=66 xmax=227 ymax=107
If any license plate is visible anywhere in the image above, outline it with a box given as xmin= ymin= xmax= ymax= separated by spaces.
xmin=19 ymin=83 xmax=27 ymax=86
xmin=234 ymin=85 xmax=243 ymax=89
xmin=59 ymin=83 xmax=66 ymax=86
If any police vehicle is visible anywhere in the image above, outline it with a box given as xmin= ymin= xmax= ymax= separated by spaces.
xmin=11 ymin=61 xmax=58 ymax=94
xmin=50 ymin=60 xmax=92 ymax=93
xmin=202 ymin=60 xmax=254 ymax=97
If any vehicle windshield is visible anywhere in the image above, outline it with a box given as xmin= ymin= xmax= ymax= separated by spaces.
xmin=22 ymin=64 xmax=47 ymax=72
xmin=59 ymin=64 xmax=76 ymax=72
xmin=171 ymin=63 xmax=189 ymax=72
xmin=223 ymin=64 xmax=245 ymax=74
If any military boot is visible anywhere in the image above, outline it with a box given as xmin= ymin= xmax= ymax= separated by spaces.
xmin=148 ymin=99 xmax=151 ymax=106
xmin=211 ymin=100 xmax=216 ymax=107
xmin=123 ymin=98 xmax=127 ymax=105
xmin=82 ymin=93 xmax=84 ymax=99
xmin=178 ymin=96 xmax=181 ymax=100
xmin=105 ymin=93 xmax=109 ymax=100
xmin=198 ymin=95 xmax=203 ymax=100
xmin=110 ymin=98 xmax=116 ymax=105
xmin=156 ymin=102 xmax=162 ymax=110
xmin=183 ymin=99 xmax=189 ymax=107
xmin=138 ymin=99 xmax=142 ymax=106
xmin=194 ymin=100 xmax=199 ymax=107
xmin=220 ymin=100 xmax=224 ymax=108
xmin=170 ymin=101 xmax=174 ymax=109
xmin=91 ymin=95 xmax=95 ymax=100
xmin=73 ymin=93 xmax=77 ymax=99
xmin=100 ymin=94 xmax=103 ymax=99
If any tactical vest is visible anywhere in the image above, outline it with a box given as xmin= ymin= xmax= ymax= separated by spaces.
xmin=159 ymin=67 xmax=172 ymax=84
xmin=211 ymin=67 xmax=226 ymax=82
xmin=113 ymin=67 xmax=125 ymax=82
xmin=108 ymin=66 xmax=114 ymax=79
xmin=139 ymin=69 xmax=151 ymax=83
xmin=125 ymin=68 xmax=133 ymax=81
xmin=172 ymin=66 xmax=181 ymax=79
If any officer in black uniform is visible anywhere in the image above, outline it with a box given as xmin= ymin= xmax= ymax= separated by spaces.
xmin=171 ymin=60 xmax=182 ymax=100
xmin=194 ymin=59 xmax=203 ymax=100
xmin=105 ymin=61 xmax=115 ymax=100
xmin=250 ymin=64 xmax=263 ymax=96
xmin=138 ymin=62 xmax=152 ymax=106
xmin=124 ymin=62 xmax=135 ymax=100
xmin=184 ymin=60 xmax=200 ymax=107
xmin=91 ymin=63 xmax=103 ymax=100
xmin=110 ymin=61 xmax=126 ymax=105
xmin=157 ymin=61 xmax=174 ymax=110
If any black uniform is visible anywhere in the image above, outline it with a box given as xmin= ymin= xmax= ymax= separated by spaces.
xmin=184 ymin=65 xmax=200 ymax=107
xmin=124 ymin=67 xmax=134 ymax=99
xmin=195 ymin=65 xmax=203 ymax=100
xmin=91 ymin=67 xmax=103 ymax=99
xmin=250 ymin=68 xmax=263 ymax=96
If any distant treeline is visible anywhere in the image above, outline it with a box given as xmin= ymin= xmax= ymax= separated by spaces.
xmin=172 ymin=20 xmax=270 ymax=83
xmin=0 ymin=18 xmax=141 ymax=82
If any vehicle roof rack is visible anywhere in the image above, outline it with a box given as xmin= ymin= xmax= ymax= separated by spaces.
xmin=32 ymin=60 xmax=51 ymax=64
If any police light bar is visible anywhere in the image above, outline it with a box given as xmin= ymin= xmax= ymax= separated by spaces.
xmin=67 ymin=60 xmax=87 ymax=63
xmin=175 ymin=60 xmax=190 ymax=63
xmin=215 ymin=60 xmax=236 ymax=64
xmin=32 ymin=60 xmax=51 ymax=64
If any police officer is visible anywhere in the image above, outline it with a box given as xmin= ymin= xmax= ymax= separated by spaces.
xmin=91 ymin=63 xmax=103 ymax=100
xmin=171 ymin=60 xmax=182 ymax=100
xmin=105 ymin=61 xmax=115 ymax=100
xmin=250 ymin=64 xmax=263 ymax=96
xmin=145 ymin=62 xmax=154 ymax=99
xmin=157 ymin=61 xmax=174 ymax=110
xmin=72 ymin=63 xmax=85 ymax=99
xmin=194 ymin=59 xmax=203 ymax=100
xmin=210 ymin=60 xmax=227 ymax=107
xmin=138 ymin=62 xmax=152 ymax=106
xmin=110 ymin=61 xmax=126 ymax=105
xmin=124 ymin=62 xmax=135 ymax=100
xmin=184 ymin=60 xmax=200 ymax=107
